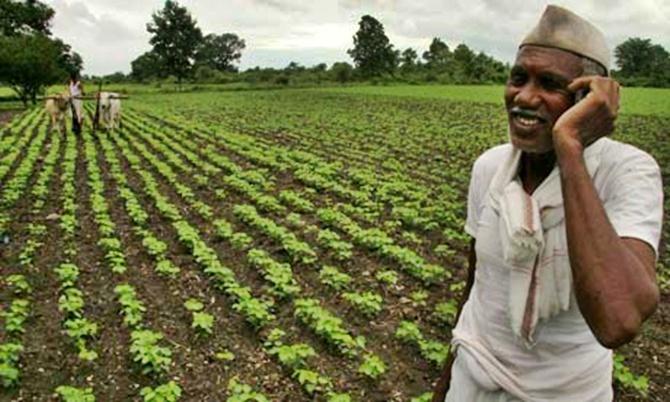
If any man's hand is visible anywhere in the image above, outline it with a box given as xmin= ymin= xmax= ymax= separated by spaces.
xmin=552 ymin=76 xmax=620 ymax=153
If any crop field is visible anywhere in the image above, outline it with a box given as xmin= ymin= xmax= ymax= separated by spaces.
xmin=0 ymin=87 xmax=668 ymax=401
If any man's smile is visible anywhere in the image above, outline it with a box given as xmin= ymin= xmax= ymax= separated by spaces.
xmin=509 ymin=106 xmax=548 ymax=134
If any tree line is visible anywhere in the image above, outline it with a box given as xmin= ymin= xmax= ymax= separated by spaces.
xmin=108 ymin=2 xmax=670 ymax=89
xmin=127 ymin=7 xmax=508 ymax=87
xmin=1 ymin=0 xmax=669 ymax=104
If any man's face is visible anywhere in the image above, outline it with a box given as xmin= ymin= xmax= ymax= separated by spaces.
xmin=504 ymin=45 xmax=583 ymax=153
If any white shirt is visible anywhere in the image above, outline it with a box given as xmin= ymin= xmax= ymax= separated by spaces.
xmin=452 ymin=138 xmax=663 ymax=401
xmin=69 ymin=81 xmax=82 ymax=97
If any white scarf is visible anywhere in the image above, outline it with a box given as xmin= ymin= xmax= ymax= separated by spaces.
xmin=487 ymin=139 xmax=605 ymax=347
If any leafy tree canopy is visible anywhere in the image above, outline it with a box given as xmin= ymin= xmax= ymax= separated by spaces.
xmin=347 ymin=15 xmax=397 ymax=78
xmin=0 ymin=34 xmax=65 ymax=105
xmin=195 ymin=33 xmax=245 ymax=72
xmin=0 ymin=0 xmax=83 ymax=104
xmin=400 ymin=48 xmax=418 ymax=70
xmin=422 ymin=38 xmax=451 ymax=68
xmin=131 ymin=50 xmax=164 ymax=81
xmin=615 ymin=38 xmax=669 ymax=76
xmin=0 ymin=0 xmax=54 ymax=36
xmin=146 ymin=0 xmax=203 ymax=85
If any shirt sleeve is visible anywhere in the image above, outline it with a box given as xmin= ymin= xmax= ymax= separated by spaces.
xmin=604 ymin=150 xmax=664 ymax=258
xmin=464 ymin=160 xmax=482 ymax=238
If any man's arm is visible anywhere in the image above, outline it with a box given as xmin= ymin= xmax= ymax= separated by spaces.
xmin=553 ymin=76 xmax=660 ymax=349
xmin=432 ymin=239 xmax=476 ymax=402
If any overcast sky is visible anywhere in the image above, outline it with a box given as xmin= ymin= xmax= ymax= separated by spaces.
xmin=46 ymin=0 xmax=670 ymax=76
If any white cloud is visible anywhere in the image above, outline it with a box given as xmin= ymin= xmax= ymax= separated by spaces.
xmin=44 ymin=0 xmax=670 ymax=75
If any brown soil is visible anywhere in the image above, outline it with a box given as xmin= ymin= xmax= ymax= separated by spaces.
xmin=0 ymin=109 xmax=21 ymax=127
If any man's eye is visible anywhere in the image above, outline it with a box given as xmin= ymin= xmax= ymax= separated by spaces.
xmin=541 ymin=78 xmax=563 ymax=90
xmin=509 ymin=73 xmax=526 ymax=85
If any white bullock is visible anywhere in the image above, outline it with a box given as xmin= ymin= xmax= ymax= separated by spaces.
xmin=98 ymin=92 xmax=122 ymax=130
xmin=44 ymin=93 xmax=70 ymax=133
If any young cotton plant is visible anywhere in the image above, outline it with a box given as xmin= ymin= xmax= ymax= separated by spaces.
xmin=231 ymin=294 xmax=275 ymax=330
xmin=64 ymin=318 xmax=99 ymax=362
xmin=247 ymin=249 xmax=301 ymax=299
xmin=358 ymin=353 xmax=387 ymax=380
xmin=130 ymin=330 xmax=172 ymax=376
xmin=5 ymin=274 xmax=32 ymax=295
xmin=55 ymin=263 xmax=80 ymax=289
xmin=140 ymin=381 xmax=182 ymax=402
xmin=433 ymin=300 xmax=458 ymax=326
xmin=264 ymin=328 xmax=315 ymax=371
xmin=183 ymin=299 xmax=214 ymax=336
xmin=613 ymin=353 xmax=649 ymax=397
xmin=55 ymin=385 xmax=96 ymax=402
xmin=226 ymin=377 xmax=270 ymax=402
xmin=342 ymin=291 xmax=383 ymax=317
xmin=375 ymin=270 xmax=398 ymax=286
xmin=2 ymin=299 xmax=30 ymax=335
xmin=114 ymin=284 xmax=146 ymax=328
xmin=294 ymin=298 xmax=364 ymax=357
xmin=0 ymin=342 xmax=23 ymax=387
xmin=319 ymin=266 xmax=351 ymax=291
xmin=58 ymin=288 xmax=85 ymax=318
xmin=293 ymin=369 xmax=333 ymax=396
xmin=155 ymin=259 xmax=181 ymax=279
xmin=395 ymin=321 xmax=449 ymax=367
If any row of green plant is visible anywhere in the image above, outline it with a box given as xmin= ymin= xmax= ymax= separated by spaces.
xmin=394 ymin=321 xmax=449 ymax=367
xmin=56 ymin=131 xmax=99 ymax=364
xmin=129 ymin=109 xmax=452 ymax=293
xmin=105 ymin=120 xmax=352 ymax=400
xmin=127 ymin=115 xmax=437 ymax=331
xmin=124 ymin=111 xmax=445 ymax=330
xmin=52 ymin=131 xmax=105 ymax=401
xmin=118 ymin=116 xmax=380 ymax=380
xmin=234 ymin=204 xmax=317 ymax=265
xmin=81 ymin=129 xmax=181 ymax=401
xmin=121 ymin=110 xmax=462 ymax=387
xmin=141 ymin=102 xmax=466 ymax=251
xmin=0 ymin=111 xmax=47 ymax=235
xmin=0 ymin=107 xmax=41 ymax=160
xmin=1 ymin=112 xmax=62 ymax=389
xmin=119 ymin=113 xmax=400 ymax=383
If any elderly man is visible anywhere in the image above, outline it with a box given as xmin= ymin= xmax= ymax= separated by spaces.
xmin=433 ymin=5 xmax=663 ymax=402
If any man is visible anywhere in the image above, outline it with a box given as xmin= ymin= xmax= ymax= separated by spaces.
xmin=433 ymin=5 xmax=663 ymax=402
xmin=68 ymin=72 xmax=84 ymax=135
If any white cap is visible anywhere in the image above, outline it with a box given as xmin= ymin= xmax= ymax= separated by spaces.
xmin=520 ymin=5 xmax=610 ymax=73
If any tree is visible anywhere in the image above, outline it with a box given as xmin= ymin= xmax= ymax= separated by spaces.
xmin=194 ymin=33 xmax=245 ymax=72
xmin=400 ymin=48 xmax=418 ymax=72
xmin=614 ymin=37 xmax=670 ymax=87
xmin=0 ymin=1 xmax=82 ymax=104
xmin=330 ymin=62 xmax=353 ymax=83
xmin=0 ymin=34 xmax=65 ymax=105
xmin=131 ymin=51 xmax=163 ymax=81
xmin=347 ymin=15 xmax=397 ymax=78
xmin=452 ymin=43 xmax=476 ymax=81
xmin=615 ymin=38 xmax=668 ymax=77
xmin=54 ymin=39 xmax=83 ymax=76
xmin=422 ymin=38 xmax=451 ymax=69
xmin=0 ymin=0 xmax=54 ymax=36
xmin=146 ymin=0 xmax=203 ymax=88
xmin=285 ymin=61 xmax=304 ymax=74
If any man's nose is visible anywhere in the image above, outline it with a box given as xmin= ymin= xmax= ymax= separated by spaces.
xmin=514 ymin=83 xmax=542 ymax=109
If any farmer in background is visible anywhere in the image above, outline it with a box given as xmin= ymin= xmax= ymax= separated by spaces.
xmin=433 ymin=5 xmax=663 ymax=401
xmin=68 ymin=72 xmax=84 ymax=134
